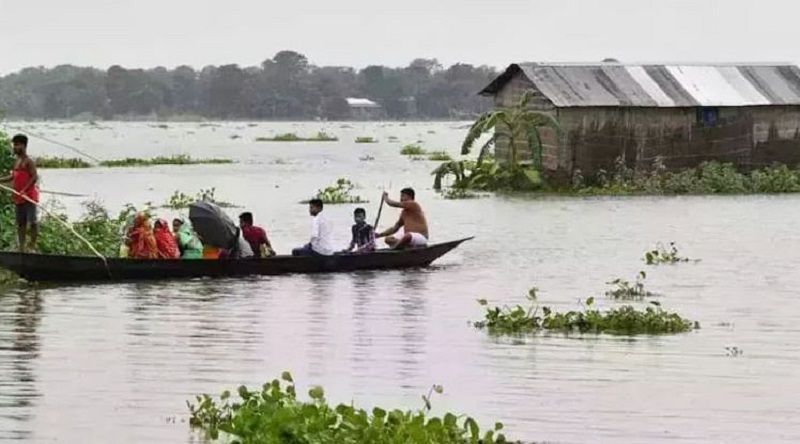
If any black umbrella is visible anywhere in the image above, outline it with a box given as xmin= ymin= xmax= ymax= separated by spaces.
xmin=188 ymin=202 xmax=238 ymax=249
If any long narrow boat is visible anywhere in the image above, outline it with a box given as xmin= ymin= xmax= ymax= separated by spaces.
xmin=0 ymin=237 xmax=473 ymax=283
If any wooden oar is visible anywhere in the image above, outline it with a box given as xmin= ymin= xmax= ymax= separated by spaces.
xmin=373 ymin=181 xmax=392 ymax=229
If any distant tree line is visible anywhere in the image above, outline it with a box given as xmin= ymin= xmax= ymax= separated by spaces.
xmin=0 ymin=51 xmax=497 ymax=120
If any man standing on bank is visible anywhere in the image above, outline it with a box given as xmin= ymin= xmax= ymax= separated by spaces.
xmin=1 ymin=135 xmax=39 ymax=253
xmin=376 ymin=187 xmax=429 ymax=250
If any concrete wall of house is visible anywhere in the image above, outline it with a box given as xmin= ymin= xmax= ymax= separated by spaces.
xmin=490 ymin=73 xmax=800 ymax=183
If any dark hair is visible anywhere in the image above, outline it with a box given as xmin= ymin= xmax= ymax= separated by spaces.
xmin=309 ymin=198 xmax=324 ymax=209
xmin=354 ymin=207 xmax=366 ymax=216
xmin=11 ymin=134 xmax=28 ymax=146
xmin=239 ymin=212 xmax=254 ymax=224
xmin=400 ymin=187 xmax=415 ymax=200
xmin=172 ymin=218 xmax=183 ymax=225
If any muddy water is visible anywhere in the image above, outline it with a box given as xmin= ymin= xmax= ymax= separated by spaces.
xmin=1 ymin=122 xmax=799 ymax=443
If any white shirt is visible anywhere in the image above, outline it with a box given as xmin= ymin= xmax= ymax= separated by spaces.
xmin=310 ymin=212 xmax=335 ymax=255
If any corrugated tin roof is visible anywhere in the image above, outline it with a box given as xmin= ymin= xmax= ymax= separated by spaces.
xmin=481 ymin=63 xmax=800 ymax=107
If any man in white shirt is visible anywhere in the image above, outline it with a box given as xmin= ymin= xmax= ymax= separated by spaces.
xmin=292 ymin=198 xmax=335 ymax=256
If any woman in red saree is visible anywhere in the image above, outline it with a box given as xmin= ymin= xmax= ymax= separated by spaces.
xmin=126 ymin=213 xmax=158 ymax=259
xmin=153 ymin=218 xmax=180 ymax=259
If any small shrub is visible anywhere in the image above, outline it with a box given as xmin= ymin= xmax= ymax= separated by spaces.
xmin=440 ymin=188 xmax=481 ymax=200
xmin=401 ymin=144 xmax=426 ymax=156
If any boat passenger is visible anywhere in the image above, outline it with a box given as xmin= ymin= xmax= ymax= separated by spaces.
xmin=172 ymin=218 xmax=203 ymax=259
xmin=376 ymin=188 xmax=429 ymax=250
xmin=340 ymin=207 xmax=375 ymax=254
xmin=239 ymin=212 xmax=275 ymax=258
xmin=126 ymin=213 xmax=158 ymax=259
xmin=153 ymin=218 xmax=180 ymax=259
xmin=292 ymin=198 xmax=334 ymax=257
xmin=0 ymin=134 xmax=40 ymax=253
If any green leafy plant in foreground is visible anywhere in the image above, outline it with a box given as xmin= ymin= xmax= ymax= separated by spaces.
xmin=644 ymin=242 xmax=695 ymax=265
xmin=188 ymin=372 xmax=516 ymax=444
xmin=474 ymin=288 xmax=698 ymax=335
xmin=605 ymin=271 xmax=657 ymax=300
xmin=305 ymin=178 xmax=368 ymax=204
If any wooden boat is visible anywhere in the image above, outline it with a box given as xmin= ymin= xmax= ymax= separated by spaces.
xmin=0 ymin=237 xmax=473 ymax=283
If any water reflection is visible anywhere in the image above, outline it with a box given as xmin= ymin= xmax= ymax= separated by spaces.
xmin=0 ymin=289 xmax=43 ymax=441
xmin=396 ymin=271 xmax=428 ymax=390
xmin=306 ymin=274 xmax=334 ymax=378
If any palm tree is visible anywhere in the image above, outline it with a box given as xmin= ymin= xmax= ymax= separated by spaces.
xmin=461 ymin=91 xmax=559 ymax=169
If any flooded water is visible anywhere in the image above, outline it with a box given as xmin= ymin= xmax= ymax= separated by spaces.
xmin=1 ymin=121 xmax=800 ymax=443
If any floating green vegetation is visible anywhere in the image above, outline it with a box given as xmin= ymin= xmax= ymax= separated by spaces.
xmin=359 ymin=155 xmax=375 ymax=162
xmin=605 ymin=271 xmax=656 ymax=300
xmin=188 ymin=372 xmax=517 ymax=444
xmin=400 ymin=144 xmax=426 ymax=156
xmin=644 ymin=242 xmax=695 ymax=265
xmin=427 ymin=151 xmax=453 ymax=161
xmin=164 ymin=187 xmax=238 ymax=209
xmin=439 ymin=188 xmax=481 ymax=200
xmin=303 ymin=178 xmax=368 ymax=205
xmin=388 ymin=136 xmax=399 ymax=142
xmin=255 ymin=131 xmax=338 ymax=142
xmin=0 ymin=269 xmax=18 ymax=287
xmin=355 ymin=136 xmax=378 ymax=143
xmin=574 ymin=157 xmax=800 ymax=195
xmin=473 ymin=288 xmax=697 ymax=336
xmin=36 ymin=156 xmax=92 ymax=169
xmin=100 ymin=155 xmax=233 ymax=167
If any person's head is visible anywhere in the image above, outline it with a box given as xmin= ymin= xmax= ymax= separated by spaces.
xmin=172 ymin=218 xmax=183 ymax=233
xmin=154 ymin=219 xmax=169 ymax=231
xmin=239 ymin=212 xmax=254 ymax=227
xmin=353 ymin=207 xmax=366 ymax=224
xmin=400 ymin=187 xmax=415 ymax=203
xmin=11 ymin=134 xmax=28 ymax=156
xmin=309 ymin=198 xmax=323 ymax=216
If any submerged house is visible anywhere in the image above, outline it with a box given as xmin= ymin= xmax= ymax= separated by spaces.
xmin=346 ymin=97 xmax=382 ymax=120
xmin=479 ymin=63 xmax=800 ymax=182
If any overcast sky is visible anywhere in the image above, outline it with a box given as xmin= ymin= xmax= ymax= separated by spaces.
xmin=0 ymin=0 xmax=796 ymax=73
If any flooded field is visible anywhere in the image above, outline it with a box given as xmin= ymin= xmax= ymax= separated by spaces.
xmin=1 ymin=121 xmax=800 ymax=443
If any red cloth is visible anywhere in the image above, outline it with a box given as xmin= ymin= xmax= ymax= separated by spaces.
xmin=128 ymin=214 xmax=158 ymax=259
xmin=241 ymin=225 xmax=268 ymax=257
xmin=154 ymin=219 xmax=180 ymax=259
xmin=12 ymin=164 xmax=39 ymax=204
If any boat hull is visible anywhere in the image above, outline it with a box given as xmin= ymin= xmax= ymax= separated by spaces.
xmin=0 ymin=238 xmax=472 ymax=283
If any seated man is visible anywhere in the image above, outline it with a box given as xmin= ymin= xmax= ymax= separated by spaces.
xmin=239 ymin=212 xmax=275 ymax=258
xmin=292 ymin=198 xmax=334 ymax=256
xmin=341 ymin=207 xmax=375 ymax=254
xmin=376 ymin=187 xmax=429 ymax=250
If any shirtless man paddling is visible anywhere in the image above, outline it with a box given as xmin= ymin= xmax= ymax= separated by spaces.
xmin=376 ymin=187 xmax=429 ymax=250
